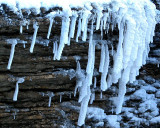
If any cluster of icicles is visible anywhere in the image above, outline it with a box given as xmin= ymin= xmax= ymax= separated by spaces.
xmin=5 ymin=0 xmax=156 ymax=126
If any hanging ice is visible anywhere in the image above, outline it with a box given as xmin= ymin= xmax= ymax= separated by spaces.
xmin=47 ymin=92 xmax=54 ymax=107
xmin=53 ymin=41 xmax=58 ymax=60
xmin=55 ymin=10 xmax=71 ymax=60
xmin=122 ymin=16 xmax=136 ymax=69
xmin=93 ymin=77 xmax=97 ymax=88
xmin=20 ymin=25 xmax=23 ymax=34
xmin=86 ymin=20 xmax=94 ymax=75
xmin=74 ymin=61 xmax=85 ymax=97
xmin=100 ymin=91 xmax=103 ymax=99
xmin=0 ymin=0 xmax=157 ymax=126
xmin=112 ymin=20 xmax=124 ymax=84
xmin=107 ymin=74 xmax=112 ymax=88
xmin=58 ymin=92 xmax=64 ymax=103
xmin=95 ymin=5 xmax=103 ymax=30
xmin=81 ymin=10 xmax=91 ymax=41
xmin=100 ymin=44 xmax=109 ymax=91
xmin=60 ymin=95 xmax=62 ymax=102
xmin=30 ymin=22 xmax=39 ymax=53
xmin=13 ymin=78 xmax=25 ymax=101
xmin=78 ymin=86 xmax=91 ymax=126
xmin=7 ymin=39 xmax=17 ymax=70
xmin=20 ymin=20 xmax=29 ymax=34
xmin=76 ymin=15 xmax=82 ymax=42
xmin=111 ymin=44 xmax=114 ymax=56
xmin=99 ymin=43 xmax=105 ymax=73
xmin=116 ymin=66 xmax=131 ymax=114
xmin=103 ymin=12 xmax=109 ymax=30
xmin=47 ymin=18 xmax=54 ymax=39
xmin=90 ymin=89 xmax=95 ymax=104
xmin=78 ymin=20 xmax=95 ymax=126
xmin=12 ymin=109 xmax=19 ymax=120
xmin=46 ymin=11 xmax=63 ymax=40
xmin=68 ymin=11 xmax=78 ymax=45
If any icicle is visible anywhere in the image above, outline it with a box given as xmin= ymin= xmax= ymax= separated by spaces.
xmin=82 ymin=20 xmax=88 ymax=41
xmin=111 ymin=44 xmax=114 ymax=56
xmin=77 ymin=86 xmax=91 ymax=126
xmin=48 ymin=92 xmax=54 ymax=107
xmin=107 ymin=23 xmax=109 ymax=33
xmin=103 ymin=12 xmax=109 ymax=30
xmin=100 ymin=91 xmax=103 ymax=99
xmin=100 ymin=19 xmax=103 ymax=39
xmin=111 ymin=106 xmax=114 ymax=114
xmin=53 ymin=41 xmax=58 ymax=60
xmin=13 ymin=82 xmax=19 ymax=101
xmin=129 ymin=66 xmax=137 ymax=83
xmin=111 ymin=24 xmax=114 ymax=32
xmin=81 ymin=10 xmax=91 ymax=41
xmin=76 ymin=17 xmax=82 ymax=42
xmin=81 ymin=10 xmax=90 ymax=32
xmin=12 ymin=109 xmax=19 ymax=120
xmin=60 ymin=95 xmax=62 ymax=102
xmin=53 ymin=42 xmax=56 ymax=54
xmin=90 ymin=90 xmax=95 ymax=104
xmin=76 ymin=61 xmax=83 ymax=79
xmin=115 ymin=82 xmax=126 ymax=114
xmin=7 ymin=39 xmax=17 ymax=70
xmin=13 ymin=78 xmax=25 ymax=101
xmin=93 ymin=77 xmax=97 ymax=88
xmin=56 ymin=12 xmax=70 ymax=60
xmin=145 ymin=4 xmax=156 ymax=44
xmin=112 ymin=20 xmax=124 ymax=83
xmin=86 ymin=20 xmax=94 ymax=74
xmin=23 ymin=43 xmax=25 ymax=48
xmin=47 ymin=18 xmax=54 ymax=39
xmin=116 ymin=66 xmax=131 ymax=114
xmin=26 ymin=19 xmax=30 ymax=30
xmin=107 ymin=74 xmax=112 ymax=88
xmin=86 ymin=38 xmax=93 ymax=74
xmin=13 ymin=112 xmax=16 ymax=120
xmin=68 ymin=11 xmax=78 ymax=45
xmin=85 ymin=22 xmax=95 ymax=88
xmin=78 ymin=78 xmax=88 ymax=103
xmin=19 ymin=20 xmax=28 ymax=34
xmin=74 ymin=84 xmax=80 ymax=97
xmin=30 ymin=22 xmax=39 ymax=53
xmin=78 ymin=52 xmax=95 ymax=101
xmin=130 ymin=24 xmax=140 ymax=63
xmin=77 ymin=20 xmax=95 ymax=126
xmin=18 ymin=40 xmax=27 ymax=49
xmin=74 ymin=61 xmax=85 ymax=97
xmin=99 ymin=43 xmax=105 ymax=73
xmin=20 ymin=25 xmax=23 ymax=34
xmin=26 ymin=25 xmax=29 ymax=29
xmin=122 ymin=16 xmax=136 ymax=69
xmin=100 ymin=44 xmax=109 ymax=91
xmin=96 ymin=6 xmax=103 ymax=30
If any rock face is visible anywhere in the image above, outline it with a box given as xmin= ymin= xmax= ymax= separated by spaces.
xmin=0 ymin=3 xmax=160 ymax=128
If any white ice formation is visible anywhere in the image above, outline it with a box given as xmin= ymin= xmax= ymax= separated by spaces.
xmin=19 ymin=20 xmax=30 ymax=34
xmin=13 ymin=78 xmax=25 ymax=101
xmin=30 ymin=22 xmax=39 ymax=53
xmin=1 ymin=0 xmax=157 ymax=126
xmin=47 ymin=92 xmax=54 ymax=107
xmin=7 ymin=39 xmax=17 ymax=70
xmin=6 ymin=39 xmax=27 ymax=69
